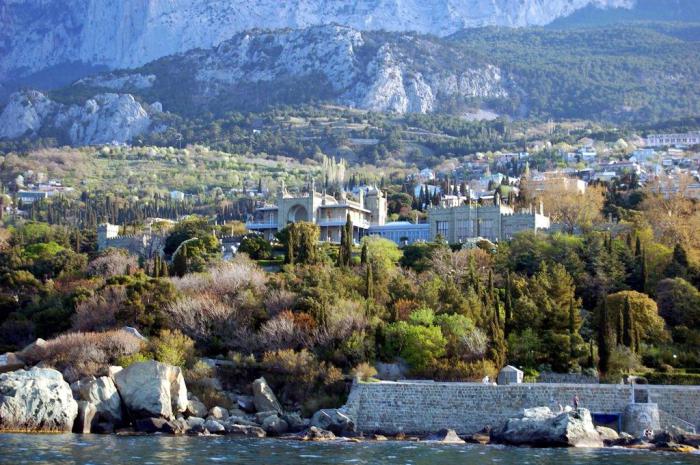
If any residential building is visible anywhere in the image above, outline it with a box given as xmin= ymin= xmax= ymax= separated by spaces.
xmin=646 ymin=132 xmax=700 ymax=147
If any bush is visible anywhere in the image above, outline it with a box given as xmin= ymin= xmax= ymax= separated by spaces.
xmin=185 ymin=360 xmax=232 ymax=409
xmin=22 ymin=329 xmax=144 ymax=382
xmin=384 ymin=321 xmax=447 ymax=371
xmin=414 ymin=358 xmax=497 ymax=381
xmin=352 ymin=362 xmax=378 ymax=381
xmin=86 ymin=249 xmax=139 ymax=278
xmin=238 ymin=235 xmax=272 ymax=260
xmin=149 ymin=329 xmax=196 ymax=368
xmin=643 ymin=372 xmax=700 ymax=385
xmin=72 ymin=285 xmax=127 ymax=331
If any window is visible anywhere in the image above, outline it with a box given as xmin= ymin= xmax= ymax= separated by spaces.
xmin=436 ymin=221 xmax=449 ymax=239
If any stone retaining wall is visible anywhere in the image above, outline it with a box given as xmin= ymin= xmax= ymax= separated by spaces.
xmin=345 ymin=381 xmax=700 ymax=435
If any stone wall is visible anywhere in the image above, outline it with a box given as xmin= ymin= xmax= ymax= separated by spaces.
xmin=345 ymin=380 xmax=700 ymax=435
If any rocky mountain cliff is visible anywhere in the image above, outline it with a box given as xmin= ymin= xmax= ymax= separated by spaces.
xmin=70 ymin=26 xmax=511 ymax=117
xmin=0 ymin=0 xmax=633 ymax=90
xmin=0 ymin=90 xmax=156 ymax=145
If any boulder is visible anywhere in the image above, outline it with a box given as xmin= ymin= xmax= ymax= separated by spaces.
xmin=310 ymin=408 xmax=356 ymax=436
xmin=204 ymin=419 xmax=226 ymax=434
xmin=237 ymin=395 xmax=256 ymax=413
xmin=76 ymin=376 xmax=123 ymax=425
xmin=262 ymin=414 xmax=289 ymax=435
xmin=255 ymin=410 xmax=278 ymax=423
xmin=226 ymin=416 xmax=261 ymax=428
xmin=121 ymin=326 xmax=147 ymax=341
xmin=226 ymin=423 xmax=267 ymax=437
xmin=596 ymin=426 xmax=620 ymax=444
xmin=373 ymin=434 xmax=388 ymax=441
xmin=209 ymin=406 xmax=229 ymax=421
xmin=134 ymin=417 xmax=185 ymax=434
xmin=425 ymin=428 xmax=465 ymax=444
xmin=493 ymin=407 xmax=603 ymax=448
xmin=282 ymin=412 xmax=306 ymax=432
xmin=0 ymin=367 xmax=78 ymax=432
xmin=113 ymin=361 xmax=188 ymax=420
xmin=107 ymin=366 xmax=123 ymax=378
xmin=622 ymin=403 xmax=660 ymax=438
xmin=301 ymin=426 xmax=337 ymax=441
xmin=73 ymin=401 xmax=97 ymax=434
xmin=0 ymin=353 xmax=24 ymax=374
xmin=252 ymin=377 xmax=282 ymax=413
xmin=186 ymin=398 xmax=208 ymax=418
xmin=186 ymin=416 xmax=205 ymax=429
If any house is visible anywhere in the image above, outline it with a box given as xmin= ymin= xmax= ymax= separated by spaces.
xmin=497 ymin=365 xmax=524 ymax=385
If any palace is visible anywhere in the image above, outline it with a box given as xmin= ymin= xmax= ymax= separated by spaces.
xmin=247 ymin=184 xmax=552 ymax=245
xmin=246 ymin=182 xmax=386 ymax=243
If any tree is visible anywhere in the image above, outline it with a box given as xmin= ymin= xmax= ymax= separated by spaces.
xmin=238 ymin=234 xmax=272 ymax=260
xmin=656 ymin=278 xmax=700 ymax=328
xmin=277 ymin=222 xmax=320 ymax=266
xmin=360 ymin=242 xmax=368 ymax=265
xmin=606 ymin=291 xmax=666 ymax=344
xmin=597 ymin=297 xmax=613 ymax=374
xmin=537 ymin=184 xmax=606 ymax=233
xmin=337 ymin=214 xmax=353 ymax=268
xmin=622 ymin=296 xmax=636 ymax=352
xmin=489 ymin=303 xmax=507 ymax=369
xmin=172 ymin=244 xmax=188 ymax=277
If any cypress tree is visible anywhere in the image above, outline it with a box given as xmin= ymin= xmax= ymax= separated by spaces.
xmin=635 ymin=236 xmax=642 ymax=257
xmin=160 ymin=259 xmax=169 ymax=278
xmin=623 ymin=295 xmax=636 ymax=351
xmin=568 ymin=297 xmax=577 ymax=359
xmin=365 ymin=263 xmax=374 ymax=301
xmin=597 ymin=297 xmax=612 ymax=374
xmin=489 ymin=304 xmax=507 ymax=369
xmin=639 ymin=249 xmax=647 ymax=293
xmin=337 ymin=223 xmax=347 ymax=267
xmin=504 ymin=272 xmax=513 ymax=338
xmin=360 ymin=241 xmax=368 ymax=265
xmin=173 ymin=244 xmax=188 ymax=277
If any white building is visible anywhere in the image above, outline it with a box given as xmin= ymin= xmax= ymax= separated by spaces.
xmin=646 ymin=132 xmax=700 ymax=148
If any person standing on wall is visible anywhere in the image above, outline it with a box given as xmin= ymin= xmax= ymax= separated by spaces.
xmin=573 ymin=394 xmax=580 ymax=412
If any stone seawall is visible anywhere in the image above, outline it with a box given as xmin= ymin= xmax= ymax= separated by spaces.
xmin=344 ymin=381 xmax=700 ymax=435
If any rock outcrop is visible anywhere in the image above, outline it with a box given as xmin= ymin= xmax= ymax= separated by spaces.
xmin=0 ymin=90 xmax=152 ymax=145
xmin=113 ymin=361 xmax=188 ymax=420
xmin=493 ymin=407 xmax=603 ymax=448
xmin=425 ymin=428 xmax=465 ymax=443
xmin=0 ymin=368 xmax=78 ymax=432
xmin=310 ymin=408 xmax=356 ymax=436
xmin=0 ymin=0 xmax=634 ymax=88
xmin=252 ymin=377 xmax=282 ymax=413
xmin=75 ymin=376 xmax=123 ymax=425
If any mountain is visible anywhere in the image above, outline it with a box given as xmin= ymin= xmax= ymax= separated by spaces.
xmin=0 ymin=90 xmax=156 ymax=145
xmin=548 ymin=0 xmax=700 ymax=28
xmin=0 ymin=0 xmax=633 ymax=95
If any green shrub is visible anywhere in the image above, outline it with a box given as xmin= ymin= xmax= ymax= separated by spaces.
xmin=643 ymin=372 xmax=700 ymax=385
xmin=149 ymin=329 xmax=196 ymax=368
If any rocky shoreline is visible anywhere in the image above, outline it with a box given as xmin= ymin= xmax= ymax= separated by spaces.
xmin=0 ymin=362 xmax=698 ymax=454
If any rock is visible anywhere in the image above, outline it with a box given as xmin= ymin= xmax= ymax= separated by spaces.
xmin=493 ymin=407 xmax=603 ymax=448
xmin=186 ymin=416 xmax=205 ymax=429
xmin=107 ymin=366 xmax=123 ymax=378
xmin=301 ymin=426 xmax=336 ymax=441
xmin=228 ymin=407 xmax=247 ymax=418
xmin=134 ymin=417 xmax=185 ymax=434
xmin=237 ymin=395 xmax=256 ymax=413
xmin=373 ymin=434 xmax=388 ymax=441
xmin=226 ymin=416 xmax=261 ymax=428
xmin=262 ymin=414 xmax=289 ymax=435
xmin=209 ymin=406 xmax=229 ymax=421
xmin=204 ymin=419 xmax=226 ymax=434
xmin=255 ymin=410 xmax=278 ymax=423
xmin=93 ymin=422 xmax=115 ymax=434
xmin=596 ymin=426 xmax=620 ymax=444
xmin=0 ymin=367 xmax=78 ymax=432
xmin=252 ymin=377 xmax=282 ymax=413
xmin=73 ymin=401 xmax=97 ymax=434
xmin=186 ymin=399 xmax=208 ymax=418
xmin=679 ymin=433 xmax=700 ymax=448
xmin=466 ymin=428 xmax=492 ymax=445
xmin=113 ymin=361 xmax=188 ymax=420
xmin=76 ymin=376 xmax=123 ymax=425
xmin=425 ymin=428 xmax=465 ymax=444
xmin=225 ymin=423 xmax=267 ymax=437
xmin=0 ymin=353 xmax=24 ymax=374
xmin=282 ymin=412 xmax=306 ymax=432
xmin=122 ymin=326 xmax=147 ymax=341
xmin=310 ymin=408 xmax=356 ymax=436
